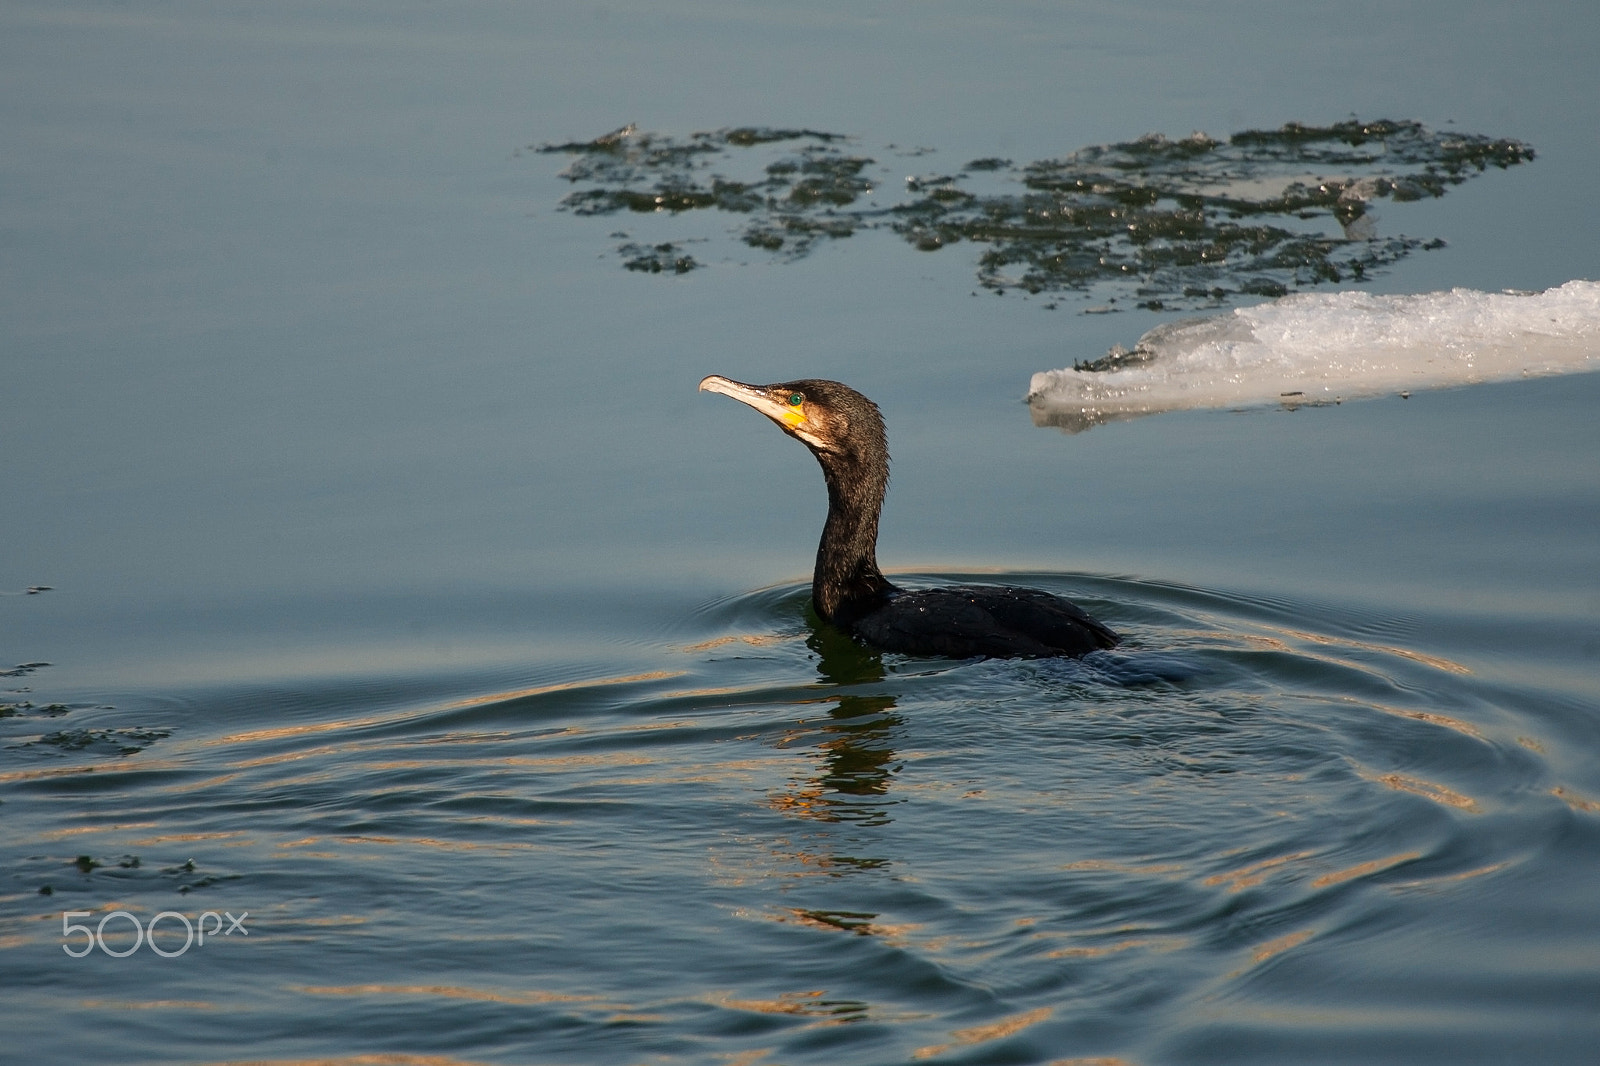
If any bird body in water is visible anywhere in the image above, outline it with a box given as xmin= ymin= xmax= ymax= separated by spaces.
xmin=699 ymin=375 xmax=1120 ymax=659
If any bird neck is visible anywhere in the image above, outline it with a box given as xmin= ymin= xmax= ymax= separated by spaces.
xmin=812 ymin=451 xmax=895 ymax=625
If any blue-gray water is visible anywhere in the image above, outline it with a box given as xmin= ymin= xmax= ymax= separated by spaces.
xmin=3 ymin=2 xmax=1598 ymax=1063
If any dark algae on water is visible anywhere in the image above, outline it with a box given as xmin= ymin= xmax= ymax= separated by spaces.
xmin=539 ymin=120 xmax=1532 ymax=310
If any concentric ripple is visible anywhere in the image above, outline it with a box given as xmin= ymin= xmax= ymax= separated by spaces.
xmin=3 ymin=574 xmax=1597 ymax=1064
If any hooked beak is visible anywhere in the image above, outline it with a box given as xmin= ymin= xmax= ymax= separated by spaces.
xmin=698 ymin=375 xmax=809 ymax=433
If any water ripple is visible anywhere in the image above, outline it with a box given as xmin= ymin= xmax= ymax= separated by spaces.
xmin=4 ymin=573 xmax=1597 ymax=1063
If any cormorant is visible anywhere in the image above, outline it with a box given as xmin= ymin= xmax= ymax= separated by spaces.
xmin=699 ymin=375 xmax=1120 ymax=659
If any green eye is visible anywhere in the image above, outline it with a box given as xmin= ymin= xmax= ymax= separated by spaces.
xmin=787 ymin=393 xmax=804 ymax=406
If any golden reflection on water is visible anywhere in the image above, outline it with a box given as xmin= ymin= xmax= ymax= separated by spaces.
xmin=912 ymin=1005 xmax=1053 ymax=1059
xmin=721 ymin=1052 xmax=776 ymax=1066
xmin=681 ymin=633 xmax=790 ymax=651
xmin=38 ymin=821 xmax=158 ymax=840
xmin=1059 ymin=859 xmax=1186 ymax=875
xmin=229 ymin=746 xmax=351 ymax=770
xmin=1350 ymin=698 xmax=1485 ymax=739
xmin=1042 ymin=934 xmax=1190 ymax=959
xmin=124 ymin=830 xmax=252 ymax=847
xmin=329 ymin=835 xmax=541 ymax=854
xmin=295 ymin=983 xmax=603 ymax=1006
xmin=445 ymin=671 xmax=684 ymax=709
xmin=293 ymin=984 xmax=670 ymax=1030
xmin=1263 ymin=624 xmax=1471 ymax=674
xmin=78 ymin=999 xmax=218 ymax=1010
xmin=1204 ymin=850 xmax=1315 ymax=892
xmin=1390 ymin=860 xmax=1513 ymax=890
xmin=1311 ymin=850 xmax=1423 ymax=888
xmin=1218 ymin=926 xmax=1319 ymax=980
xmin=1202 ymin=840 xmax=1467 ymax=896
xmin=1249 ymin=928 xmax=1315 ymax=963
xmin=221 ymin=738 xmax=792 ymax=807
xmin=202 ymin=670 xmax=686 ymax=750
xmin=0 ymin=759 xmax=186 ymax=785
xmin=1360 ymin=770 xmax=1478 ymax=811
xmin=709 ymin=988 xmax=869 ymax=1021
xmin=1553 ymin=785 xmax=1600 ymax=812
xmin=1175 ymin=621 xmax=1472 ymax=681
xmin=203 ymin=1049 xmax=486 ymax=1056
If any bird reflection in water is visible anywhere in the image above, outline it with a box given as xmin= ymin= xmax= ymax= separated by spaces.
xmin=765 ymin=619 xmax=904 ymax=849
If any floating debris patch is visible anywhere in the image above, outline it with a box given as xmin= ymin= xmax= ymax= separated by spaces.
xmin=537 ymin=120 xmax=1533 ymax=310
xmin=22 ymin=726 xmax=171 ymax=757
xmin=619 ymin=241 xmax=698 ymax=274
xmin=0 ymin=701 xmax=71 ymax=718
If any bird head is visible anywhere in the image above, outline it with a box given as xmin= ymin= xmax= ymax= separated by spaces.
xmin=697 ymin=375 xmax=884 ymax=462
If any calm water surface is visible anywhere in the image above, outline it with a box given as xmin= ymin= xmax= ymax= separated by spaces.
xmin=3 ymin=2 xmax=1598 ymax=1063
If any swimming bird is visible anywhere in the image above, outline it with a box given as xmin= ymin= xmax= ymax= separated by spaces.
xmin=699 ymin=375 xmax=1120 ymax=658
